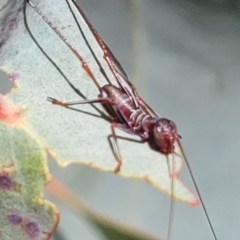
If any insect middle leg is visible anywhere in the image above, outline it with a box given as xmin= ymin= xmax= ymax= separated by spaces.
xmin=108 ymin=123 xmax=123 ymax=173
xmin=48 ymin=96 xmax=144 ymax=173
xmin=47 ymin=96 xmax=110 ymax=107
xmin=48 ymin=96 xmax=124 ymax=172
xmin=108 ymin=123 xmax=145 ymax=173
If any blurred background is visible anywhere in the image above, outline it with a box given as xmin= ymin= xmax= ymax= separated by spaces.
xmin=1 ymin=0 xmax=240 ymax=239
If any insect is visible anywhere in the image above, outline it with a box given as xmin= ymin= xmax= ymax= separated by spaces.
xmin=23 ymin=0 xmax=218 ymax=239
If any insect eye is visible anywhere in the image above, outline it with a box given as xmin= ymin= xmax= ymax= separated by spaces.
xmin=153 ymin=118 xmax=177 ymax=140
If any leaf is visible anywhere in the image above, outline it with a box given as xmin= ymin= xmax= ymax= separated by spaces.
xmin=93 ymin=222 xmax=160 ymax=240
xmin=0 ymin=0 xmax=198 ymax=205
xmin=0 ymin=117 xmax=59 ymax=240
xmin=47 ymin=178 xmax=163 ymax=240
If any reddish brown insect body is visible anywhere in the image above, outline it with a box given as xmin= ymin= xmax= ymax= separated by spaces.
xmin=101 ymin=84 xmax=179 ymax=155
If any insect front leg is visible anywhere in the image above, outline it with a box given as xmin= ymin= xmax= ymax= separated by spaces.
xmin=166 ymin=151 xmax=175 ymax=240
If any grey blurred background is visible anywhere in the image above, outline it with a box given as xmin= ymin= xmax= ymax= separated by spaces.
xmin=1 ymin=0 xmax=240 ymax=239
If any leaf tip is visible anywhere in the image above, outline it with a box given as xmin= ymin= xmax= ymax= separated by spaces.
xmin=190 ymin=196 xmax=200 ymax=206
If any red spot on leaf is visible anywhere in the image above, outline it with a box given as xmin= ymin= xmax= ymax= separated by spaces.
xmin=0 ymin=173 xmax=13 ymax=190
xmin=23 ymin=219 xmax=40 ymax=238
xmin=0 ymin=95 xmax=22 ymax=124
xmin=8 ymin=72 xmax=20 ymax=84
xmin=7 ymin=212 xmax=22 ymax=225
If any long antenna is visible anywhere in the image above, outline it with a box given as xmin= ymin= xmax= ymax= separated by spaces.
xmin=178 ymin=140 xmax=218 ymax=240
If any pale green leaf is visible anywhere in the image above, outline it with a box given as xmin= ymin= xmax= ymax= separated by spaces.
xmin=0 ymin=0 xmax=197 ymax=205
